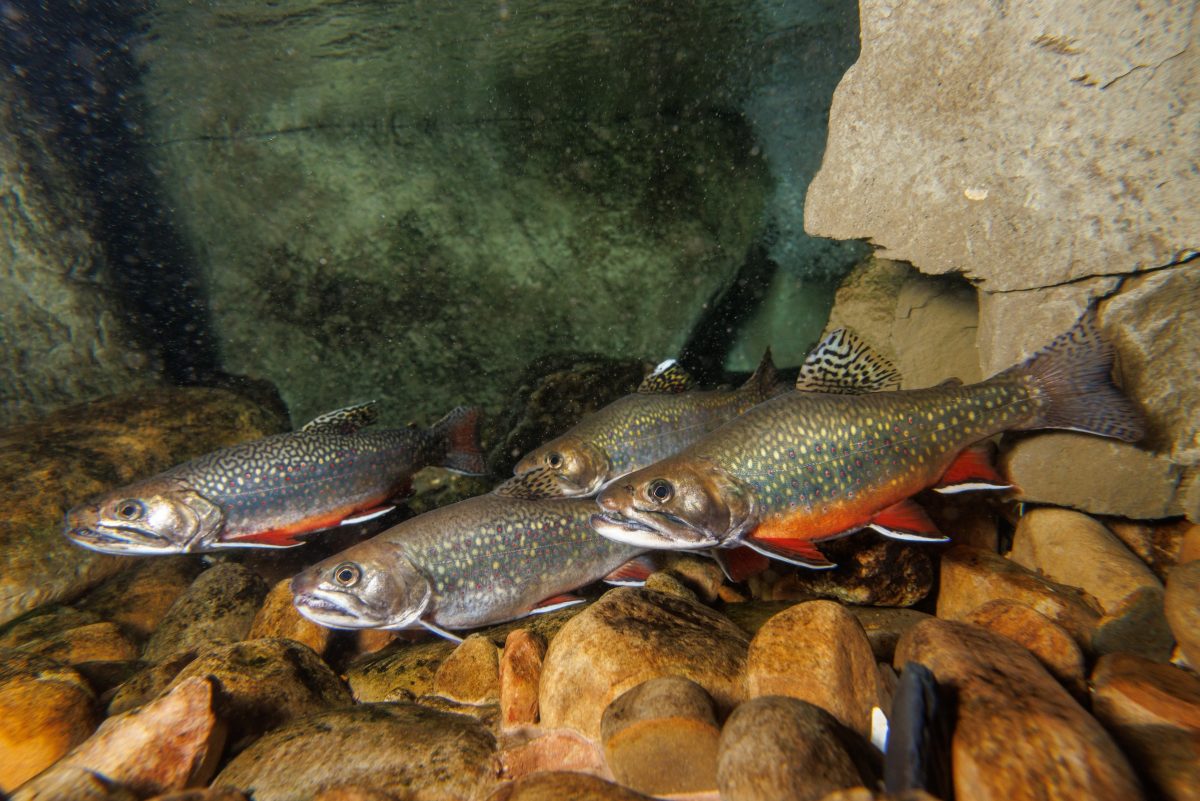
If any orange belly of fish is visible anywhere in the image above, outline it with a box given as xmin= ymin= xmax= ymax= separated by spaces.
xmin=227 ymin=495 xmax=391 ymax=547
xmin=752 ymin=476 xmax=929 ymax=544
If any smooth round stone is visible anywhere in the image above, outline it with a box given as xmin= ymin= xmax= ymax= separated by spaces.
xmin=1165 ymin=561 xmax=1200 ymax=669
xmin=108 ymin=650 xmax=198 ymax=715
xmin=19 ymin=621 xmax=139 ymax=666
xmin=142 ymin=563 xmax=268 ymax=663
xmin=246 ymin=577 xmax=331 ymax=657
xmin=0 ymin=605 xmax=101 ymax=649
xmin=488 ymin=771 xmax=656 ymax=800
xmin=433 ymin=633 xmax=500 ymax=705
xmin=499 ymin=629 xmax=545 ymax=729
xmin=145 ymin=790 xmax=249 ymax=801
xmin=965 ymin=600 xmax=1086 ymax=695
xmin=77 ymin=558 xmax=204 ymax=642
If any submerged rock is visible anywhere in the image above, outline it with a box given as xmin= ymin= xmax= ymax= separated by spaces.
xmin=964 ymin=600 xmax=1087 ymax=696
xmin=1165 ymin=561 xmax=1200 ymax=669
xmin=246 ymin=577 xmax=331 ymax=658
xmin=498 ymin=629 xmax=545 ymax=729
xmin=215 ymin=703 xmax=498 ymax=801
xmin=433 ymin=634 xmax=501 ymax=705
xmin=142 ymin=563 xmax=269 ymax=663
xmin=488 ymin=771 xmax=655 ymax=801
xmin=77 ymin=558 xmax=205 ymax=643
xmin=757 ymin=537 xmax=934 ymax=607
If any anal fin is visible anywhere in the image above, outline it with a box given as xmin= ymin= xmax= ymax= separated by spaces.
xmin=744 ymin=536 xmax=837 ymax=570
xmin=603 ymin=555 xmax=656 ymax=586
xmin=869 ymin=499 xmax=948 ymax=542
xmin=530 ymin=593 xmax=587 ymax=614
xmin=933 ymin=443 xmax=1012 ymax=494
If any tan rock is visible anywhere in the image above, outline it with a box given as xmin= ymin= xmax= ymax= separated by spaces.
xmin=823 ymin=257 xmax=912 ymax=367
xmin=488 ymin=771 xmax=654 ymax=801
xmin=717 ymin=696 xmax=867 ymax=801
xmin=10 ymin=766 xmax=139 ymax=801
xmin=353 ymin=629 xmax=398 ymax=656
xmin=0 ymin=605 xmax=101 ymax=649
xmin=895 ymin=618 xmax=1143 ymax=800
xmin=497 ymin=729 xmax=608 ymax=782
xmin=143 ymin=563 xmax=268 ymax=663
xmin=0 ymin=649 xmax=99 ymax=792
xmin=601 ymin=676 xmax=719 ymax=795
xmin=19 ymin=621 xmax=139 ymax=666
xmin=1165 ymin=561 xmax=1200 ymax=669
xmin=1179 ymin=522 xmax=1200 ymax=564
xmin=167 ymin=638 xmax=351 ymax=752
xmin=892 ymin=273 xmax=981 ymax=390
xmin=658 ymin=552 xmax=724 ymax=603
xmin=965 ymin=600 xmax=1086 ymax=695
xmin=311 ymin=788 xmax=402 ymax=801
xmin=817 ymin=790 xmax=939 ymax=801
xmin=1105 ymin=518 xmax=1192 ymax=579
xmin=846 ymin=607 xmax=932 ymax=664
xmin=643 ymin=570 xmax=697 ymax=601
xmin=499 ymin=629 xmax=544 ymax=728
xmin=246 ymin=577 xmax=331 ymax=656
xmin=16 ymin=676 xmax=224 ymax=799
xmin=539 ymin=588 xmax=749 ymax=740
xmin=1092 ymin=653 xmax=1200 ymax=801
xmin=433 ymin=633 xmax=500 ymax=705
xmin=147 ymin=790 xmax=249 ymax=801
xmin=77 ymin=558 xmax=204 ymax=642
xmin=108 ymin=650 xmax=198 ymax=715
xmin=937 ymin=545 xmax=1102 ymax=649
xmin=215 ymin=703 xmax=497 ymax=801
xmin=745 ymin=601 xmax=882 ymax=738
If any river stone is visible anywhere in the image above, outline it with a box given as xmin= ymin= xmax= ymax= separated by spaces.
xmin=433 ymin=634 xmax=501 ymax=705
xmin=16 ymin=676 xmax=224 ymax=800
xmin=1092 ymin=653 xmax=1200 ymax=801
xmin=77 ymin=558 xmax=204 ymax=643
xmin=108 ymin=650 xmax=198 ymax=716
xmin=142 ymin=563 xmax=269 ymax=663
xmin=600 ymin=676 xmax=720 ymax=795
xmin=1010 ymin=508 xmax=1171 ymax=659
xmin=147 ymin=791 xmax=249 ymax=801
xmin=1183 ymin=523 xmax=1200 ymax=564
xmin=745 ymin=601 xmax=883 ymax=739
xmin=965 ymin=600 xmax=1086 ymax=696
xmin=0 ymin=75 xmax=157 ymax=429
xmin=0 ymin=649 xmax=99 ymax=792
xmin=657 ymin=553 xmax=725 ymax=604
xmin=496 ymin=729 xmax=608 ymax=783
xmin=804 ymin=0 xmax=1197 ymax=293
xmin=246 ymin=577 xmax=331 ymax=657
xmin=16 ymin=621 xmax=139 ymax=667
xmin=1106 ymin=518 xmax=1193 ymax=580
xmin=895 ymin=618 xmax=1143 ymax=801
xmin=215 ymin=703 xmax=498 ymax=801
xmin=166 ymin=638 xmax=351 ymax=753
xmin=759 ymin=537 xmax=934 ymax=607
xmin=937 ymin=545 xmax=1102 ymax=650
xmin=846 ymin=607 xmax=932 ymax=664
xmin=539 ymin=587 xmax=749 ymax=741
xmin=487 ymin=772 xmax=655 ymax=801
xmin=311 ymin=789 xmax=401 ymax=801
xmin=717 ymin=696 xmax=868 ymax=801
xmin=1165 ymin=561 xmax=1200 ymax=669
xmin=0 ymin=605 xmax=102 ymax=650
xmin=499 ymin=629 xmax=545 ymax=729
xmin=10 ymin=766 xmax=139 ymax=801
xmin=0 ymin=387 xmax=286 ymax=628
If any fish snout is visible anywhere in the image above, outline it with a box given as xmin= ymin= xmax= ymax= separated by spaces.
xmin=596 ymin=483 xmax=634 ymax=513
xmin=289 ymin=571 xmax=317 ymax=597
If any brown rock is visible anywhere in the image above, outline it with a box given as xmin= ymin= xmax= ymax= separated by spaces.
xmin=1179 ymin=522 xmax=1200 ymax=564
xmin=760 ymin=538 xmax=933 ymax=607
xmin=19 ymin=622 xmax=139 ymax=666
xmin=745 ymin=601 xmax=882 ymax=738
xmin=895 ymin=618 xmax=1143 ymax=800
xmin=142 ymin=563 xmax=268 ymax=663
xmin=353 ymin=629 xmax=398 ymax=656
xmin=215 ymin=703 xmax=497 ymax=801
xmin=17 ymin=676 xmax=224 ymax=799
xmin=1011 ymin=508 xmax=1171 ymax=658
xmin=0 ymin=649 xmax=99 ymax=792
xmin=10 ymin=766 xmax=139 ymax=801
xmin=311 ymin=788 xmax=402 ymax=801
xmin=1165 ymin=561 xmax=1200 ymax=669
xmin=817 ymin=791 xmax=939 ymax=801
xmin=77 ymin=558 xmax=204 ymax=642
xmin=499 ymin=629 xmax=545 ymax=728
xmin=1105 ymin=518 xmax=1193 ymax=579
xmin=433 ymin=633 xmax=500 ymax=704
xmin=246 ymin=577 xmax=331 ymax=656
xmin=147 ymin=790 xmax=249 ymax=801
xmin=0 ymin=605 xmax=101 ymax=649
xmin=923 ymin=490 xmax=1001 ymax=552
xmin=539 ymin=588 xmax=748 ymax=741
xmin=658 ymin=553 xmax=725 ymax=603
xmin=937 ymin=545 xmax=1102 ymax=649
xmin=601 ymin=676 xmax=719 ymax=795
xmin=1092 ymin=653 xmax=1200 ymax=801
xmin=965 ymin=600 xmax=1087 ymax=695
xmin=846 ymin=607 xmax=932 ymax=664
xmin=643 ymin=570 xmax=697 ymax=601
xmin=108 ymin=650 xmax=198 ymax=715
xmin=166 ymin=638 xmax=351 ymax=752
xmin=488 ymin=771 xmax=654 ymax=801
xmin=498 ymin=729 xmax=608 ymax=782
xmin=717 ymin=696 xmax=867 ymax=801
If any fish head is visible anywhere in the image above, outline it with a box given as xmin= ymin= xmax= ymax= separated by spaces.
xmin=290 ymin=545 xmax=432 ymax=630
xmin=513 ymin=436 xmax=611 ymax=497
xmin=592 ymin=457 xmax=756 ymax=550
xmin=63 ymin=480 xmax=225 ymax=554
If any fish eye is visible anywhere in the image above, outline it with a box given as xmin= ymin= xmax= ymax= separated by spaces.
xmin=115 ymin=500 xmax=145 ymax=520
xmin=546 ymin=452 xmax=564 ymax=469
xmin=333 ymin=562 xmax=362 ymax=587
xmin=647 ymin=479 xmax=674 ymax=503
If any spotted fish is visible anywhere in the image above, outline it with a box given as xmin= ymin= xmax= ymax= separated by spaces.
xmin=592 ymin=312 xmax=1144 ymax=568
xmin=290 ymin=473 xmax=651 ymax=640
xmin=64 ymin=403 xmax=486 ymax=554
xmin=498 ymin=350 xmax=785 ymax=499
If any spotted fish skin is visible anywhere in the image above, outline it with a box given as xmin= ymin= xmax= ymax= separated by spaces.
xmin=64 ymin=405 xmax=485 ymax=554
xmin=593 ymin=312 xmax=1144 ymax=565
xmin=503 ymin=352 xmax=783 ymax=498
xmin=290 ymin=493 xmax=646 ymax=634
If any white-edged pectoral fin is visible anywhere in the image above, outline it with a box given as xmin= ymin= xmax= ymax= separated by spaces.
xmin=419 ymin=619 xmax=464 ymax=643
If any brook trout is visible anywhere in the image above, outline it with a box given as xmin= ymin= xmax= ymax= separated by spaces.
xmin=593 ymin=313 xmax=1143 ymax=568
xmin=290 ymin=476 xmax=650 ymax=640
xmin=499 ymin=351 xmax=784 ymax=498
xmin=64 ymin=403 xmax=485 ymax=554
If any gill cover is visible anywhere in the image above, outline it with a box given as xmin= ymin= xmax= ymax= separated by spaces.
xmin=511 ymin=436 xmax=612 ymax=497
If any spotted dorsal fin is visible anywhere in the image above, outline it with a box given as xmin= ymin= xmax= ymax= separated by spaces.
xmin=795 ymin=329 xmax=901 ymax=395
xmin=741 ymin=347 xmax=782 ymax=399
xmin=638 ymin=359 xmax=697 ymax=394
xmin=300 ymin=401 xmax=380 ymax=435
xmin=493 ymin=467 xmax=564 ymax=500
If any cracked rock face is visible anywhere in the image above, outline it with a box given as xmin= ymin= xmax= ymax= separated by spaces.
xmin=805 ymin=0 xmax=1198 ymax=292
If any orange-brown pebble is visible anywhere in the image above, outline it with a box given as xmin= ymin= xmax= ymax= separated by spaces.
xmin=433 ymin=633 xmax=501 ymax=704
xmin=965 ymin=600 xmax=1087 ymax=696
xmin=488 ymin=771 xmax=656 ymax=801
xmin=499 ymin=629 xmax=545 ymax=728
xmin=247 ymin=578 xmax=331 ymax=656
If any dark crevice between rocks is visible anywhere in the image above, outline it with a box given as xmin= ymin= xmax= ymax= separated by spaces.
xmin=1 ymin=1 xmax=220 ymax=386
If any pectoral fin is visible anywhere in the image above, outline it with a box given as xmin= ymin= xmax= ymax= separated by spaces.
xmin=603 ymin=555 xmax=657 ymax=586
xmin=711 ymin=546 xmax=771 ymax=582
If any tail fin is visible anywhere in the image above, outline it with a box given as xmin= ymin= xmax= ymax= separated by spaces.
xmin=1004 ymin=310 xmax=1144 ymax=442
xmin=432 ymin=406 xmax=487 ymax=475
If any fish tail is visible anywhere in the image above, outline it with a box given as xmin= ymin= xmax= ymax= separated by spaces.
xmin=432 ymin=406 xmax=487 ymax=475
xmin=1003 ymin=309 xmax=1144 ymax=442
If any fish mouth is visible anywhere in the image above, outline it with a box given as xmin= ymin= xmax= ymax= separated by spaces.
xmin=65 ymin=525 xmax=177 ymax=555
xmin=590 ymin=511 xmax=719 ymax=550
xmin=292 ymin=588 xmax=385 ymax=629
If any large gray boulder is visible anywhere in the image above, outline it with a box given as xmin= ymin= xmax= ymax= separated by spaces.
xmin=805 ymin=0 xmax=1198 ymax=292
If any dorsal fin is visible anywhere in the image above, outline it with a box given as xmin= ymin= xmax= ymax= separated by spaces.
xmin=638 ymin=359 xmax=697 ymax=394
xmin=300 ymin=401 xmax=379 ymax=434
xmin=493 ymin=467 xmax=564 ymax=500
xmin=741 ymin=347 xmax=781 ymax=398
xmin=795 ymin=329 xmax=901 ymax=395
